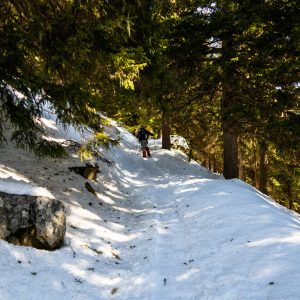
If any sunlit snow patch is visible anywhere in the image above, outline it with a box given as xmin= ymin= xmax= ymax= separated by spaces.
xmin=0 ymin=179 xmax=54 ymax=198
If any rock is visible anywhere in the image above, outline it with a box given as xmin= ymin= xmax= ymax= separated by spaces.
xmin=0 ymin=192 xmax=66 ymax=250
xmin=85 ymin=182 xmax=97 ymax=196
xmin=69 ymin=163 xmax=99 ymax=181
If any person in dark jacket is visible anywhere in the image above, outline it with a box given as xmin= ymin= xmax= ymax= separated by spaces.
xmin=136 ymin=126 xmax=154 ymax=158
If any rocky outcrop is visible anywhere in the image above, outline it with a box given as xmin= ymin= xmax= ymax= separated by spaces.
xmin=0 ymin=192 xmax=66 ymax=250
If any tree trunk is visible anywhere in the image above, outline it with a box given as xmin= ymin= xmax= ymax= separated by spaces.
xmin=250 ymin=145 xmax=258 ymax=187
xmin=188 ymin=148 xmax=193 ymax=162
xmin=212 ymin=156 xmax=218 ymax=173
xmin=287 ymin=180 xmax=294 ymax=210
xmin=223 ymin=126 xmax=239 ymax=179
xmin=258 ymin=140 xmax=268 ymax=194
xmin=238 ymin=144 xmax=246 ymax=181
xmin=202 ymin=156 xmax=210 ymax=169
xmin=157 ymin=129 xmax=162 ymax=139
xmin=221 ymin=35 xmax=239 ymax=179
xmin=161 ymin=109 xmax=171 ymax=150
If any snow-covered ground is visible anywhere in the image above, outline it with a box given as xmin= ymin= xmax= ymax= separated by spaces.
xmin=1 ymin=116 xmax=300 ymax=300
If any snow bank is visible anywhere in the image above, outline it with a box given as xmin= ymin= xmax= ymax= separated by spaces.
xmin=0 ymin=179 xmax=54 ymax=198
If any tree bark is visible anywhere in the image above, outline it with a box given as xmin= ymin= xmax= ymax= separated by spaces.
xmin=201 ymin=156 xmax=207 ymax=168
xmin=221 ymin=35 xmax=239 ymax=179
xmin=157 ymin=129 xmax=162 ymax=139
xmin=287 ymin=180 xmax=294 ymax=210
xmin=238 ymin=144 xmax=246 ymax=181
xmin=188 ymin=148 xmax=193 ymax=162
xmin=258 ymin=140 xmax=268 ymax=194
xmin=212 ymin=156 xmax=218 ymax=173
xmin=161 ymin=108 xmax=171 ymax=150
xmin=223 ymin=125 xmax=239 ymax=179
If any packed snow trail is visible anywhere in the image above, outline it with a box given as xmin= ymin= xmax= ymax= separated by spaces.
xmin=106 ymin=135 xmax=221 ymax=299
xmin=102 ymin=126 xmax=300 ymax=300
xmin=1 ymin=121 xmax=300 ymax=299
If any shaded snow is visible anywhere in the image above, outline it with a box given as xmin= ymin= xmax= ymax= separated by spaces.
xmin=0 ymin=117 xmax=300 ymax=299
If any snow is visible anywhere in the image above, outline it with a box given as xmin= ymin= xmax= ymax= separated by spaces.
xmin=0 ymin=179 xmax=54 ymax=199
xmin=1 ymin=116 xmax=300 ymax=300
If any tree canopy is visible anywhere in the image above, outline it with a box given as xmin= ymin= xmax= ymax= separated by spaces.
xmin=0 ymin=0 xmax=299 ymax=211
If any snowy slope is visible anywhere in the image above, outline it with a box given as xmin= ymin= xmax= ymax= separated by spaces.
xmin=1 ymin=118 xmax=300 ymax=300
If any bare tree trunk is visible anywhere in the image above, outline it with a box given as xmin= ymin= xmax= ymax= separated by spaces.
xmin=208 ymin=158 xmax=212 ymax=171
xmin=287 ymin=180 xmax=294 ymax=210
xmin=223 ymin=125 xmax=239 ymax=179
xmin=221 ymin=35 xmax=239 ymax=179
xmin=250 ymin=144 xmax=258 ymax=187
xmin=188 ymin=148 xmax=193 ymax=162
xmin=157 ymin=130 xmax=162 ymax=139
xmin=258 ymin=141 xmax=268 ymax=194
xmin=212 ymin=156 xmax=218 ymax=173
xmin=238 ymin=144 xmax=246 ymax=181
xmin=162 ymin=109 xmax=171 ymax=150
xmin=202 ymin=157 xmax=209 ymax=168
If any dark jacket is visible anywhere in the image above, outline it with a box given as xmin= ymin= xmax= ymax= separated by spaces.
xmin=137 ymin=127 xmax=153 ymax=142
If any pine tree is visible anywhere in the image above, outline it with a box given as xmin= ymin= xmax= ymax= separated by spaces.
xmin=169 ymin=0 xmax=299 ymax=181
xmin=0 ymin=0 xmax=147 ymax=157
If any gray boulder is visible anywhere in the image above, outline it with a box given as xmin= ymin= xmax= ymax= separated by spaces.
xmin=0 ymin=192 xmax=66 ymax=250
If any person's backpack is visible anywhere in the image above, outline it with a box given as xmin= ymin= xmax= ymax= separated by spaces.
xmin=138 ymin=128 xmax=147 ymax=141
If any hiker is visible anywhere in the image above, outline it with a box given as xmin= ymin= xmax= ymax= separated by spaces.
xmin=136 ymin=126 xmax=154 ymax=158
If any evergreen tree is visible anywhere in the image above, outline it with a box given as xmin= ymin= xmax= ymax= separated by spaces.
xmin=130 ymin=1 xmax=185 ymax=149
xmin=0 ymin=0 xmax=147 ymax=157
xmin=169 ymin=0 xmax=299 ymax=180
